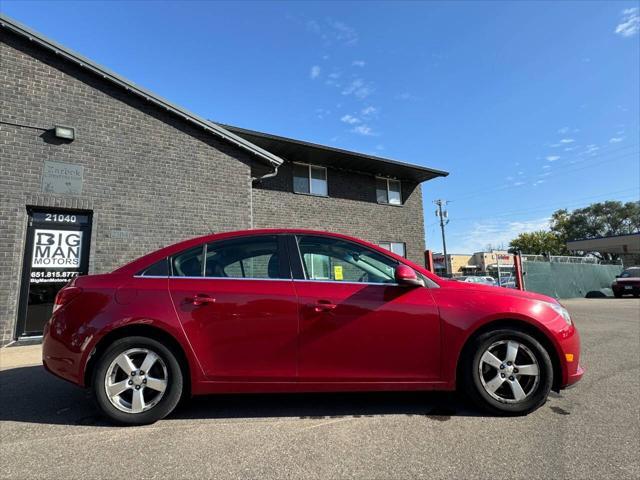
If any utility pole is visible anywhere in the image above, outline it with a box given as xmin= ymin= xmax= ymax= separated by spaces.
xmin=434 ymin=199 xmax=450 ymax=276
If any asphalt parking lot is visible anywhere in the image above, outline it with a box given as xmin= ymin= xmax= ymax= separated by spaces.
xmin=1 ymin=298 xmax=638 ymax=479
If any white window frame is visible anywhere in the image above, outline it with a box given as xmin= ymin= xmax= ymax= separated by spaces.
xmin=379 ymin=241 xmax=406 ymax=258
xmin=293 ymin=162 xmax=328 ymax=197
xmin=376 ymin=177 xmax=402 ymax=205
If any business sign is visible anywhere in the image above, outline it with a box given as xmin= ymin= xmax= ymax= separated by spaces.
xmin=41 ymin=161 xmax=84 ymax=195
xmin=32 ymin=229 xmax=83 ymax=269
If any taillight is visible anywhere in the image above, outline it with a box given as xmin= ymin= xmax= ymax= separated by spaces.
xmin=53 ymin=286 xmax=82 ymax=313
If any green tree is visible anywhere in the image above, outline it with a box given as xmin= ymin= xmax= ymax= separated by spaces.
xmin=550 ymin=201 xmax=640 ymax=242
xmin=509 ymin=231 xmax=566 ymax=255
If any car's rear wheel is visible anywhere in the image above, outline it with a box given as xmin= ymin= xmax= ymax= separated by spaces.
xmin=93 ymin=336 xmax=183 ymax=425
xmin=613 ymin=291 xmax=623 ymax=298
xmin=462 ymin=329 xmax=553 ymax=415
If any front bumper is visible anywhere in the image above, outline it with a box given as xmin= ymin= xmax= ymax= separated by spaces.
xmin=612 ymin=283 xmax=640 ymax=295
xmin=564 ymin=364 xmax=584 ymax=388
xmin=555 ymin=324 xmax=584 ymax=389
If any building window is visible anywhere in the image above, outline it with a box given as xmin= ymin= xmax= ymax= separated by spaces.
xmin=376 ymin=177 xmax=402 ymax=205
xmin=293 ymin=163 xmax=328 ymax=196
xmin=379 ymin=241 xmax=406 ymax=258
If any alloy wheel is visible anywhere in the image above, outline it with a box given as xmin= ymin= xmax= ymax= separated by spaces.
xmin=478 ymin=340 xmax=540 ymax=404
xmin=104 ymin=348 xmax=168 ymax=414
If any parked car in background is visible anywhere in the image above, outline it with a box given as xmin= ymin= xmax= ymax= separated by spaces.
xmin=612 ymin=267 xmax=640 ymax=298
xmin=43 ymin=229 xmax=582 ymax=425
xmin=456 ymin=276 xmax=495 ymax=285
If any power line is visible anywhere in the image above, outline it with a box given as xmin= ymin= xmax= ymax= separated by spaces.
xmin=452 ymin=150 xmax=638 ymax=202
xmin=449 ymin=144 xmax=639 ymax=202
xmin=449 ymin=189 xmax=639 ymax=223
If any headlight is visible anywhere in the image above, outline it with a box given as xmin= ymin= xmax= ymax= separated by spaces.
xmin=548 ymin=302 xmax=572 ymax=325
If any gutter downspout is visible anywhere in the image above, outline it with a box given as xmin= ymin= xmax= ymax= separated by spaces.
xmin=249 ymin=163 xmax=280 ymax=229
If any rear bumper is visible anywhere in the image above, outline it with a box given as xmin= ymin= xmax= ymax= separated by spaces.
xmin=42 ymin=314 xmax=86 ymax=386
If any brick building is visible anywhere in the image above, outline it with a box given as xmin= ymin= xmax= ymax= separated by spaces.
xmin=0 ymin=15 xmax=447 ymax=344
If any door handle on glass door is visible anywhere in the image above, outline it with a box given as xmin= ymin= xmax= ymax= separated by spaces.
xmin=190 ymin=294 xmax=216 ymax=306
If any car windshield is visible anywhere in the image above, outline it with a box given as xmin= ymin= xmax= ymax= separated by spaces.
xmin=620 ymin=268 xmax=640 ymax=278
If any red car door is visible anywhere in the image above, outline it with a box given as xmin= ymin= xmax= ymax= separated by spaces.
xmin=169 ymin=235 xmax=298 ymax=381
xmin=290 ymin=234 xmax=441 ymax=382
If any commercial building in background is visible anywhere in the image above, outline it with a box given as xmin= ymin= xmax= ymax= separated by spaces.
xmin=433 ymin=251 xmax=514 ymax=277
xmin=0 ymin=15 xmax=448 ymax=344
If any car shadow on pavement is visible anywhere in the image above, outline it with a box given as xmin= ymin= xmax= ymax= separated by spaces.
xmin=0 ymin=365 xmax=488 ymax=427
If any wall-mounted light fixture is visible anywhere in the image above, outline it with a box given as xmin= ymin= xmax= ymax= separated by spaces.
xmin=54 ymin=125 xmax=75 ymax=141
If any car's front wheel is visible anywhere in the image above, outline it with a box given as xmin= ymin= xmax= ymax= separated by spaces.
xmin=93 ymin=336 xmax=183 ymax=425
xmin=462 ymin=329 xmax=553 ymax=415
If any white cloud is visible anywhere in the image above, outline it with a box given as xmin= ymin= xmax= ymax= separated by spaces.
xmin=583 ymin=144 xmax=599 ymax=156
xmin=361 ymin=105 xmax=378 ymax=116
xmin=307 ymin=19 xmax=359 ymax=46
xmin=330 ymin=19 xmax=358 ymax=45
xmin=532 ymin=180 xmax=545 ymax=187
xmin=310 ymin=65 xmax=321 ymax=79
xmin=558 ymin=127 xmax=570 ymax=134
xmin=342 ymin=78 xmax=373 ymax=99
xmin=352 ymin=124 xmax=375 ymax=136
xmin=615 ymin=8 xmax=639 ymax=37
xmin=513 ymin=181 xmax=525 ymax=186
xmin=395 ymin=92 xmax=415 ymax=101
xmin=352 ymin=60 xmax=366 ymax=67
xmin=560 ymin=138 xmax=574 ymax=144
xmin=609 ymin=137 xmax=625 ymax=143
xmin=542 ymin=165 xmax=551 ymax=169
xmin=375 ymin=144 xmax=385 ymax=151
xmin=340 ymin=114 xmax=360 ymax=125
xmin=546 ymin=155 xmax=560 ymax=162
xmin=447 ymin=217 xmax=551 ymax=253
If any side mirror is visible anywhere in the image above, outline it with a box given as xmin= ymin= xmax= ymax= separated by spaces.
xmin=395 ymin=265 xmax=424 ymax=287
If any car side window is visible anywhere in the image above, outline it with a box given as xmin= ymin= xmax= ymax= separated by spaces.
xmin=172 ymin=246 xmax=205 ymax=277
xmin=138 ymin=258 xmax=169 ymax=277
xmin=296 ymin=235 xmax=398 ymax=284
xmin=204 ymin=235 xmax=286 ymax=279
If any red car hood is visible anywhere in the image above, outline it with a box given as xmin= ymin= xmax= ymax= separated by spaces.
xmin=439 ymin=279 xmax=557 ymax=303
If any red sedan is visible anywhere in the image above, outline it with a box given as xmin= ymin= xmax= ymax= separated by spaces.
xmin=43 ymin=229 xmax=583 ymax=424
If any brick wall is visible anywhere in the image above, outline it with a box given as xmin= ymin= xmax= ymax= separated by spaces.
xmin=252 ymin=162 xmax=426 ymax=265
xmin=0 ymin=32 xmax=255 ymax=344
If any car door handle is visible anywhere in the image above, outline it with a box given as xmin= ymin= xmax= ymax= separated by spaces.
xmin=310 ymin=301 xmax=337 ymax=312
xmin=189 ymin=294 xmax=216 ymax=306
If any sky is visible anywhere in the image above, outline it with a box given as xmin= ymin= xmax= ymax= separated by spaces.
xmin=3 ymin=1 xmax=639 ymax=253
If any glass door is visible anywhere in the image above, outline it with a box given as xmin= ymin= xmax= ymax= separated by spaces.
xmin=16 ymin=208 xmax=92 ymax=337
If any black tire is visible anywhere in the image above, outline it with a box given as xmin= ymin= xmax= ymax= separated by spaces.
xmin=92 ymin=336 xmax=183 ymax=425
xmin=613 ymin=292 xmax=623 ymax=298
xmin=461 ymin=329 xmax=553 ymax=416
